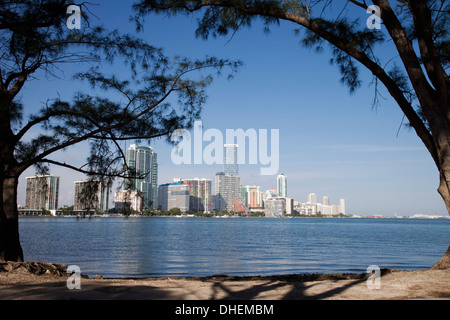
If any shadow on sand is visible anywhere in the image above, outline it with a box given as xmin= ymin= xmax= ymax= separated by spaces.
xmin=0 ymin=263 xmax=394 ymax=300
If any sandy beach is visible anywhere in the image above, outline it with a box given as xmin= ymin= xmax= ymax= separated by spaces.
xmin=0 ymin=262 xmax=449 ymax=300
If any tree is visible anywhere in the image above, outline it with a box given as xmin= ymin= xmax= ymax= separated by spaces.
xmin=133 ymin=0 xmax=449 ymax=264
xmin=0 ymin=1 xmax=240 ymax=262
xmin=168 ymin=207 xmax=182 ymax=215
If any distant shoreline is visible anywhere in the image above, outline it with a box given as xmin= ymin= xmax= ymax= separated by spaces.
xmin=18 ymin=213 xmax=450 ymax=220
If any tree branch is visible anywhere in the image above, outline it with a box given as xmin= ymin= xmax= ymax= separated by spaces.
xmin=174 ymin=0 xmax=439 ymax=167
xmin=38 ymin=158 xmax=130 ymax=179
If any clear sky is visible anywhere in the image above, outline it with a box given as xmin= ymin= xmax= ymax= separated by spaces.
xmin=16 ymin=1 xmax=446 ymax=216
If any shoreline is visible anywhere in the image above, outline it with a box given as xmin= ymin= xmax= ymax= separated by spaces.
xmin=1 ymin=262 xmax=449 ymax=300
xmin=18 ymin=214 xmax=450 ymax=220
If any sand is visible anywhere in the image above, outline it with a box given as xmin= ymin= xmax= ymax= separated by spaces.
xmin=0 ymin=262 xmax=449 ymax=300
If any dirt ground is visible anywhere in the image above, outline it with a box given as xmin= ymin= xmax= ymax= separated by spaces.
xmin=0 ymin=262 xmax=449 ymax=300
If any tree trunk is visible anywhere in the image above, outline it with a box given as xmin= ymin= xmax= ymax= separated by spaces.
xmin=432 ymin=126 xmax=450 ymax=270
xmin=438 ymin=171 xmax=450 ymax=214
xmin=431 ymin=245 xmax=450 ymax=270
xmin=435 ymin=127 xmax=450 ymax=216
xmin=0 ymin=175 xmax=23 ymax=262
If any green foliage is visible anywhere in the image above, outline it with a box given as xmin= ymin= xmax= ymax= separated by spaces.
xmin=134 ymin=0 xmax=297 ymax=39
xmin=132 ymin=0 xmax=449 ymax=131
xmin=168 ymin=207 xmax=182 ymax=215
xmin=1 ymin=0 xmax=241 ymax=183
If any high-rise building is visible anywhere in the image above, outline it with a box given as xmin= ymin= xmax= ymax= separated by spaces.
xmin=224 ymin=144 xmax=238 ymax=176
xmin=74 ymin=180 xmax=110 ymax=212
xmin=158 ymin=182 xmax=189 ymax=212
xmin=339 ymin=198 xmax=346 ymax=215
xmin=123 ymin=144 xmax=158 ymax=210
xmin=264 ymin=197 xmax=286 ymax=217
xmin=277 ymin=173 xmax=287 ymax=197
xmin=242 ymin=185 xmax=262 ymax=208
xmin=114 ymin=190 xmax=143 ymax=213
xmin=308 ymin=193 xmax=317 ymax=204
xmin=215 ymin=144 xmax=247 ymax=213
xmin=323 ymin=196 xmax=329 ymax=206
xmin=25 ymin=175 xmax=60 ymax=211
xmin=215 ymin=172 xmax=241 ymax=212
xmin=181 ymin=178 xmax=212 ymax=212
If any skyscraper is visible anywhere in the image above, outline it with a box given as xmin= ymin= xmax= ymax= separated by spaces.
xmin=74 ymin=179 xmax=110 ymax=212
xmin=181 ymin=178 xmax=212 ymax=212
xmin=323 ymin=196 xmax=329 ymax=206
xmin=123 ymin=144 xmax=158 ymax=210
xmin=114 ymin=190 xmax=143 ymax=213
xmin=264 ymin=197 xmax=286 ymax=217
xmin=158 ymin=182 xmax=189 ymax=212
xmin=339 ymin=198 xmax=346 ymax=215
xmin=277 ymin=173 xmax=287 ymax=197
xmin=308 ymin=193 xmax=317 ymax=204
xmin=215 ymin=172 xmax=241 ymax=212
xmin=215 ymin=144 xmax=247 ymax=213
xmin=25 ymin=175 xmax=60 ymax=211
xmin=224 ymin=144 xmax=238 ymax=176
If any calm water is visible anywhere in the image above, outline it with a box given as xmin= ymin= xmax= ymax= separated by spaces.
xmin=19 ymin=217 xmax=450 ymax=278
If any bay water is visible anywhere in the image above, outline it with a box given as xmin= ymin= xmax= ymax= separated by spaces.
xmin=19 ymin=217 xmax=450 ymax=278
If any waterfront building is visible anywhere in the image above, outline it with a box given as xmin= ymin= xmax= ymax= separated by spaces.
xmin=262 ymin=188 xmax=277 ymax=208
xmin=242 ymin=185 xmax=262 ymax=209
xmin=277 ymin=173 xmax=287 ymax=197
xmin=340 ymin=198 xmax=346 ymax=215
xmin=158 ymin=182 xmax=189 ymax=212
xmin=294 ymin=201 xmax=317 ymax=215
xmin=308 ymin=193 xmax=317 ymax=204
xmin=285 ymin=197 xmax=294 ymax=215
xmin=114 ymin=190 xmax=143 ymax=213
xmin=214 ymin=172 xmax=241 ymax=212
xmin=215 ymin=144 xmax=247 ymax=214
xmin=264 ymin=197 xmax=293 ymax=217
xmin=123 ymin=144 xmax=158 ymax=210
xmin=317 ymin=203 xmax=333 ymax=215
xmin=296 ymin=194 xmax=346 ymax=216
xmin=74 ymin=179 xmax=110 ymax=212
xmin=180 ymin=178 xmax=212 ymax=212
xmin=264 ymin=197 xmax=286 ymax=217
xmin=25 ymin=175 xmax=60 ymax=211
xmin=332 ymin=205 xmax=339 ymax=215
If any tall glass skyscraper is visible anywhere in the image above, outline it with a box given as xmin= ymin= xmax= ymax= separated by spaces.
xmin=277 ymin=173 xmax=287 ymax=197
xmin=123 ymin=144 xmax=158 ymax=210
xmin=224 ymin=144 xmax=239 ymax=176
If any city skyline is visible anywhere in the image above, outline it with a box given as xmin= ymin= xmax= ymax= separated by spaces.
xmin=21 ymin=144 xmax=346 ymax=217
xmin=17 ymin=139 xmax=432 ymax=216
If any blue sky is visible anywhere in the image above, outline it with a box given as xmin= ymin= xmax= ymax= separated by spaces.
xmin=16 ymin=1 xmax=446 ymax=216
